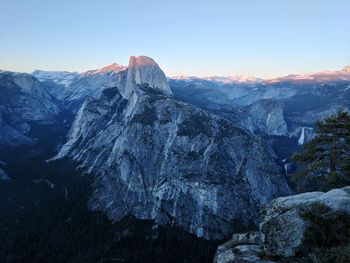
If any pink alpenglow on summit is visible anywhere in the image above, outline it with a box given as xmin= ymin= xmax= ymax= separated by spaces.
xmin=125 ymin=56 xmax=172 ymax=96
xmin=82 ymin=63 xmax=127 ymax=76
xmin=128 ymin=56 xmax=160 ymax=67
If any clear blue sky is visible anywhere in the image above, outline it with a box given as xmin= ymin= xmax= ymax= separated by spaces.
xmin=1 ymin=0 xmax=349 ymax=78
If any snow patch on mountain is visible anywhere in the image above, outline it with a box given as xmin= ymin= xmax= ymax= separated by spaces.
xmin=171 ymin=75 xmax=263 ymax=84
xmin=268 ymin=66 xmax=350 ymax=84
xmin=171 ymin=65 xmax=350 ymax=85
xmin=32 ymin=70 xmax=79 ymax=87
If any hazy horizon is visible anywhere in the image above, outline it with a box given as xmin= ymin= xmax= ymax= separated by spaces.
xmin=23 ymin=60 xmax=349 ymax=80
xmin=1 ymin=0 xmax=349 ymax=78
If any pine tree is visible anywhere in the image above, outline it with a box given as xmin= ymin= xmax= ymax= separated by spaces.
xmin=292 ymin=110 xmax=350 ymax=189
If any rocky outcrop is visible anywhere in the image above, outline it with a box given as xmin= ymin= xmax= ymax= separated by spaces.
xmin=215 ymin=186 xmax=350 ymax=262
xmin=0 ymin=71 xmax=61 ymax=145
xmin=52 ymin=57 xmax=290 ymax=239
xmin=214 ymin=232 xmax=274 ymax=263
xmin=260 ymin=186 xmax=350 ymax=257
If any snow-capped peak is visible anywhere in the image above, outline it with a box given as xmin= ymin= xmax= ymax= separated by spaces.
xmin=267 ymin=66 xmax=350 ymax=84
xmin=32 ymin=70 xmax=79 ymax=87
xmin=170 ymin=75 xmax=262 ymax=84
xmin=204 ymin=75 xmax=263 ymax=84
xmin=170 ymin=66 xmax=350 ymax=85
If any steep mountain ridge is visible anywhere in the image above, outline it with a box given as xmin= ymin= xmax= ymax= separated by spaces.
xmin=0 ymin=71 xmax=62 ymax=145
xmin=33 ymin=56 xmax=172 ymax=112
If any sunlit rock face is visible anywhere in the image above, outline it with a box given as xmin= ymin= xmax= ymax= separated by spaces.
xmin=53 ymin=57 xmax=290 ymax=239
xmin=124 ymin=56 xmax=172 ymax=97
xmin=0 ymin=71 xmax=61 ymax=145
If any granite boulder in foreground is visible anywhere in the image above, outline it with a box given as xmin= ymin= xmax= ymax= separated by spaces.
xmin=214 ymin=186 xmax=350 ymax=262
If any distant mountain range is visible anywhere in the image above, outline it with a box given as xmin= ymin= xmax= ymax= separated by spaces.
xmin=170 ymin=66 xmax=350 ymax=84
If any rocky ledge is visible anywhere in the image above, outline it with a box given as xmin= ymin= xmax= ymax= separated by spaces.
xmin=214 ymin=186 xmax=350 ymax=263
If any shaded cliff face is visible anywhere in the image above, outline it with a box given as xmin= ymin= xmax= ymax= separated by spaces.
xmin=0 ymin=71 xmax=61 ymax=145
xmin=238 ymin=99 xmax=288 ymax=136
xmin=53 ymin=57 xmax=290 ymax=239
